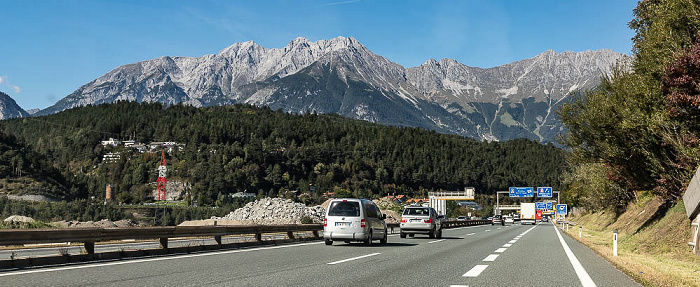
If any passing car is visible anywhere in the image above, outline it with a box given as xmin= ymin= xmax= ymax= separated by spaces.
xmin=456 ymin=216 xmax=467 ymax=221
xmin=400 ymin=207 xmax=444 ymax=238
xmin=323 ymin=198 xmax=388 ymax=246
xmin=491 ymin=215 xmax=504 ymax=225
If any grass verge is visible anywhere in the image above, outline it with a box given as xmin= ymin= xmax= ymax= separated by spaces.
xmin=564 ymin=197 xmax=700 ymax=287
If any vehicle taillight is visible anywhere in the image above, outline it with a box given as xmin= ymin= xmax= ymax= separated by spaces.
xmin=361 ymin=219 xmax=366 ymax=228
xmin=324 ymin=218 xmax=327 ymax=227
xmin=424 ymin=219 xmax=432 ymax=223
xmin=400 ymin=218 xmax=407 ymax=223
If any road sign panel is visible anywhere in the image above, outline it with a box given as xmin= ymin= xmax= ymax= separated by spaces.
xmin=509 ymin=187 xmax=534 ymax=197
xmin=556 ymin=204 xmax=568 ymax=215
xmin=537 ymin=187 xmax=552 ymax=197
xmin=536 ymin=202 xmax=554 ymax=210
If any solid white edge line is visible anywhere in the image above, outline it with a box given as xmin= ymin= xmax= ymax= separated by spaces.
xmin=482 ymin=254 xmax=499 ymax=262
xmin=553 ymin=224 xmax=597 ymax=287
xmin=327 ymin=252 xmax=381 ymax=265
xmin=494 ymin=248 xmax=507 ymax=253
xmin=0 ymin=241 xmax=325 ymax=277
xmin=449 ymin=285 xmax=470 ymax=287
xmin=463 ymin=264 xmax=489 ymax=277
xmin=466 ymin=233 xmax=475 ymax=236
xmin=427 ymin=239 xmax=446 ymax=244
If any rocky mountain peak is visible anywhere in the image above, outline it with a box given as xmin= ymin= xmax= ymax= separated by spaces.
xmin=0 ymin=91 xmax=29 ymax=120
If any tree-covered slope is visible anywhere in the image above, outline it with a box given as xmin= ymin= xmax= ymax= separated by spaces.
xmin=2 ymin=102 xmax=566 ymax=205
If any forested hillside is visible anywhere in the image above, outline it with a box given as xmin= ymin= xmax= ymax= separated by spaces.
xmin=558 ymin=0 xmax=700 ymax=212
xmin=0 ymin=102 xmax=565 ymax=206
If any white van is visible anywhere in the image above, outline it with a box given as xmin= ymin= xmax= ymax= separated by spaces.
xmin=323 ymin=198 xmax=388 ymax=245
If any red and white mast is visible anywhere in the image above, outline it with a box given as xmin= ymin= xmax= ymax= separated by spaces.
xmin=156 ymin=150 xmax=167 ymax=201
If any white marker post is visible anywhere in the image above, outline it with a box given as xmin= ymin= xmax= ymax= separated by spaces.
xmin=579 ymin=226 xmax=582 ymax=238
xmin=613 ymin=229 xmax=618 ymax=256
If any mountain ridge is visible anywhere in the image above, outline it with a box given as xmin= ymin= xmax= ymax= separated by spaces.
xmin=0 ymin=91 xmax=29 ymax=120
xmin=36 ymin=36 xmax=629 ymax=143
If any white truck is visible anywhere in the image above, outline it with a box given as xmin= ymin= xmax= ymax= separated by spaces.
xmin=520 ymin=202 xmax=536 ymax=225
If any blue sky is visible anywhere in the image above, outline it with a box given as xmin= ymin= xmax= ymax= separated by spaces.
xmin=1 ymin=0 xmax=638 ymax=110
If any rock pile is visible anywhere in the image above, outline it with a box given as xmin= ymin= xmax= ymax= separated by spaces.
xmin=51 ymin=219 xmax=137 ymax=228
xmin=216 ymin=198 xmax=325 ymax=225
xmin=3 ymin=215 xmax=35 ymax=224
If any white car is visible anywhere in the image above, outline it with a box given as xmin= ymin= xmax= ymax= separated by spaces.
xmin=504 ymin=216 xmax=514 ymax=224
xmin=323 ymin=198 xmax=388 ymax=246
xmin=399 ymin=207 xmax=444 ymax=238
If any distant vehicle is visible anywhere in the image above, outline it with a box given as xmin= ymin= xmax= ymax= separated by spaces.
xmin=400 ymin=206 xmax=444 ymax=238
xmin=535 ymin=210 xmax=543 ymax=222
xmin=513 ymin=214 xmax=521 ymax=222
xmin=542 ymin=215 xmax=549 ymax=222
xmin=456 ymin=216 xmax=467 ymax=221
xmin=504 ymin=215 xmax=514 ymax=224
xmin=323 ymin=198 xmax=388 ymax=246
xmin=520 ymin=203 xmax=536 ymax=225
xmin=491 ymin=215 xmax=504 ymax=225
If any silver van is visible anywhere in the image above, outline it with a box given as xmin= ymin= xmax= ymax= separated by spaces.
xmin=324 ymin=198 xmax=388 ymax=245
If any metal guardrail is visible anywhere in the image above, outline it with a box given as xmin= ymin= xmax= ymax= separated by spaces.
xmin=0 ymin=224 xmax=323 ymax=254
xmin=0 ymin=220 xmax=490 ymax=256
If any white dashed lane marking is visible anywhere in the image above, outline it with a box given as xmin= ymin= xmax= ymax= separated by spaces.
xmin=463 ymin=265 xmax=489 ymax=277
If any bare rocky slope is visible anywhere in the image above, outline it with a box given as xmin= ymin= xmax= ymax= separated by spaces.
xmin=0 ymin=91 xmax=28 ymax=120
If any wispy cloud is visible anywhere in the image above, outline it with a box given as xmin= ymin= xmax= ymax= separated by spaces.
xmin=316 ymin=0 xmax=360 ymax=8
xmin=0 ymin=75 xmax=21 ymax=93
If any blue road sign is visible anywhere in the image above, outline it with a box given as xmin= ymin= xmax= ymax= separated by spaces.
xmin=537 ymin=187 xmax=552 ymax=197
xmin=556 ymin=204 xmax=568 ymax=215
xmin=509 ymin=187 xmax=534 ymax=197
xmin=536 ymin=202 xmax=554 ymax=210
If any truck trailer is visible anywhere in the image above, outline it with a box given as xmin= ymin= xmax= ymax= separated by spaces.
xmin=520 ymin=202 xmax=536 ymax=225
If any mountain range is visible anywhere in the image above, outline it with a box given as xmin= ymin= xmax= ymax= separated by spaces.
xmin=23 ymin=36 xmax=627 ymax=143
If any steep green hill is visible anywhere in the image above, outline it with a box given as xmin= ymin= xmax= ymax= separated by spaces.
xmin=1 ymin=102 xmax=566 ymax=205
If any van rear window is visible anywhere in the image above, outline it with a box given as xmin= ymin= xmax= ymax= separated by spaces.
xmin=403 ymin=208 xmax=429 ymax=215
xmin=328 ymin=201 xmax=360 ymax=217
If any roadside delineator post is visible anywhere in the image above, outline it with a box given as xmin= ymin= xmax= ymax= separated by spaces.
xmin=613 ymin=229 xmax=618 ymax=256
xmin=579 ymin=226 xmax=582 ymax=238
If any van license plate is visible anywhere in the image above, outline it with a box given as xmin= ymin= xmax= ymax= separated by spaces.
xmin=335 ymin=222 xmax=349 ymax=227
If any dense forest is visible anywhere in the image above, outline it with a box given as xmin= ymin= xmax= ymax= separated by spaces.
xmin=0 ymin=101 xmax=566 ymax=208
xmin=558 ymin=0 xmax=700 ymax=213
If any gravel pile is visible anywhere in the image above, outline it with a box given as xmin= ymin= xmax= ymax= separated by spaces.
xmin=216 ymin=198 xmax=325 ymax=225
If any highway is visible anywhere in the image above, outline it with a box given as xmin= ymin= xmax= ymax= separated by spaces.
xmin=0 ymin=223 xmax=640 ymax=287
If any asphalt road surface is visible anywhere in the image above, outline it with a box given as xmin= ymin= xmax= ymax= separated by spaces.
xmin=0 ymin=223 xmax=640 ymax=287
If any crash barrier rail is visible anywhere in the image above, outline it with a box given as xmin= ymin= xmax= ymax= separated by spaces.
xmin=386 ymin=219 xmax=489 ymax=233
xmin=0 ymin=220 xmax=490 ymax=255
xmin=0 ymin=224 xmax=323 ymax=255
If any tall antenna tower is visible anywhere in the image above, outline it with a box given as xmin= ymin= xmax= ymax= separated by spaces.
xmin=156 ymin=150 xmax=167 ymax=201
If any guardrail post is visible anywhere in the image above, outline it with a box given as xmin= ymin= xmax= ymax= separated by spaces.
xmin=287 ymin=231 xmax=295 ymax=240
xmin=159 ymin=237 xmax=168 ymax=249
xmin=214 ymin=235 xmax=222 ymax=245
xmin=84 ymin=241 xmax=95 ymax=255
xmin=255 ymin=233 xmax=262 ymax=242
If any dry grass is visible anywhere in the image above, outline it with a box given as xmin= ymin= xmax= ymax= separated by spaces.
xmin=565 ymin=197 xmax=700 ymax=287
